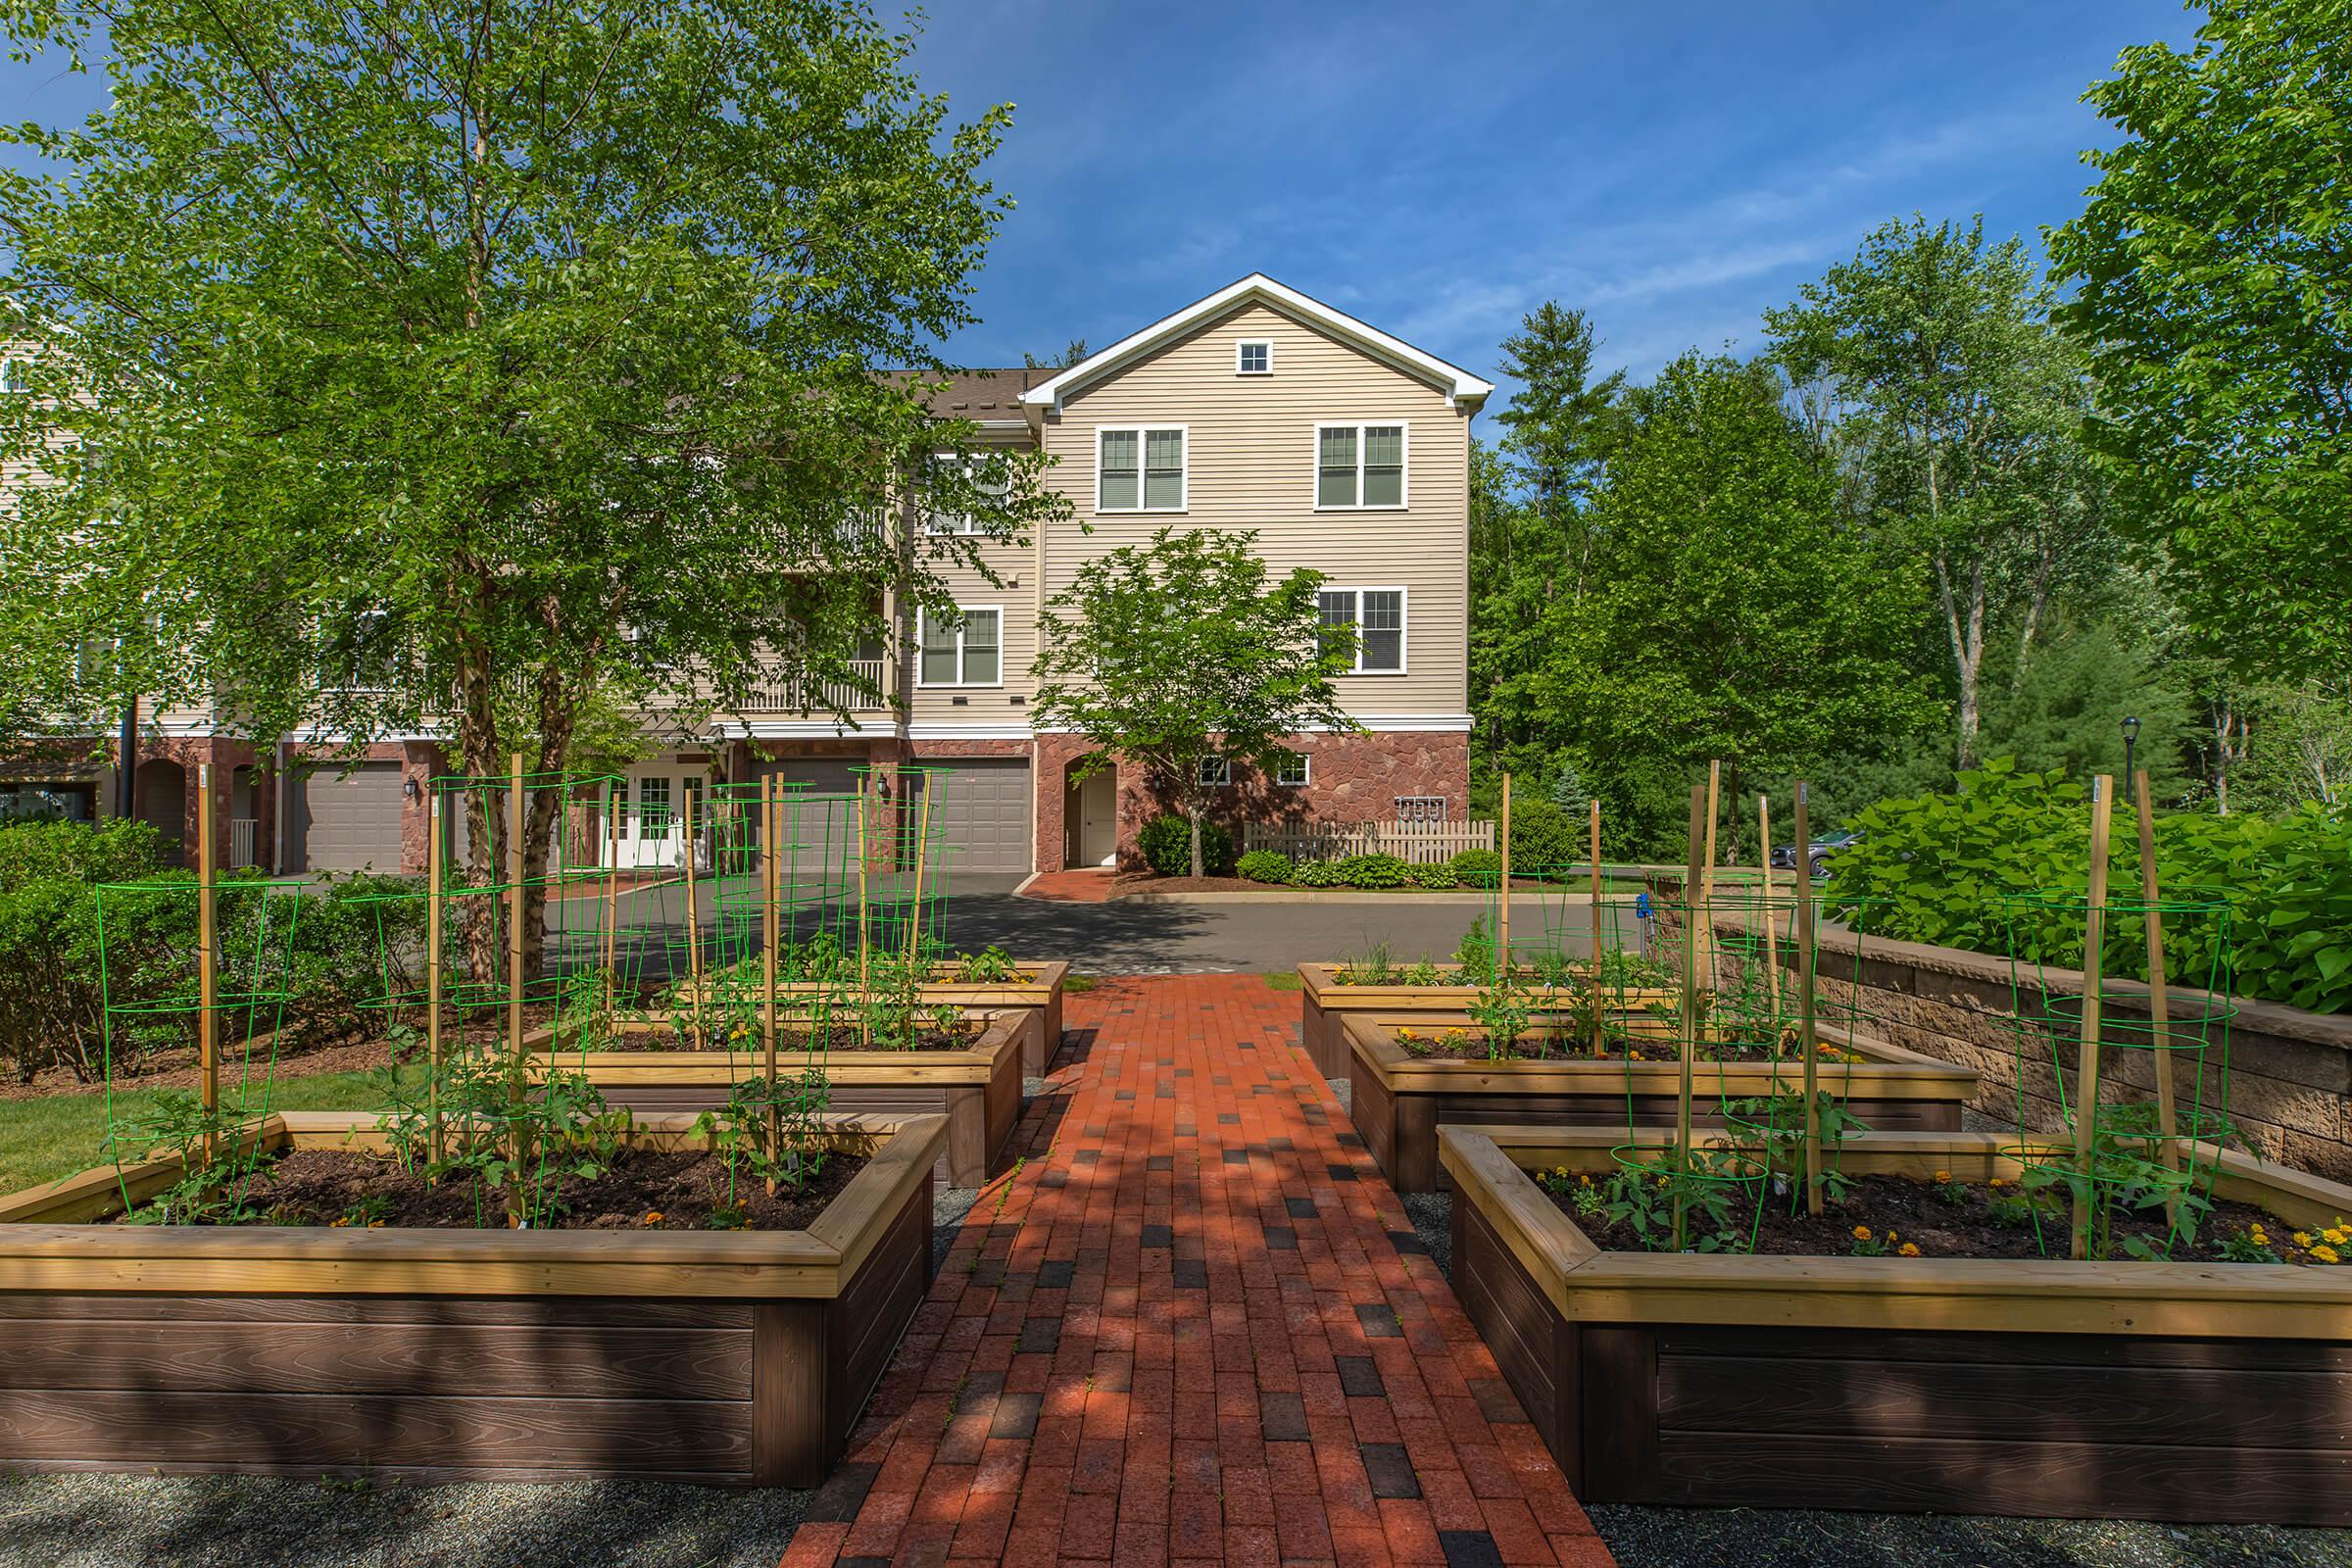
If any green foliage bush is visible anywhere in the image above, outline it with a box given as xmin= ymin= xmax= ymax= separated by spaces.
xmin=1137 ymin=812 xmax=1236 ymax=877
xmin=1235 ymin=850 xmax=1293 ymax=885
xmin=0 ymin=819 xmax=426 ymax=1084
xmin=1450 ymin=848 xmax=1504 ymax=888
xmin=1408 ymin=860 xmax=1460 ymax=890
xmin=1827 ymin=759 xmax=2352 ymax=1013
xmin=1334 ymin=853 xmax=1413 ymax=889
xmin=1505 ymin=797 xmax=1581 ymax=874
xmin=1291 ymin=858 xmax=1345 ymax=888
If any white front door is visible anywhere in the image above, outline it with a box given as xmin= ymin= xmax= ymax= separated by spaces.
xmin=612 ymin=770 xmax=707 ymax=870
xmin=1078 ymin=768 xmax=1116 ymax=866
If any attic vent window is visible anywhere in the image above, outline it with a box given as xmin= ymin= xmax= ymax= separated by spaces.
xmin=1236 ymin=340 xmax=1272 ymax=375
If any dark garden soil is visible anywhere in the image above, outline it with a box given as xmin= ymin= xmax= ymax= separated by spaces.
xmin=1393 ymin=1032 xmax=1786 ymax=1065
xmin=603 ymin=1024 xmax=980 ymax=1054
xmin=1552 ymin=1172 xmax=2333 ymax=1265
xmin=120 ymin=1146 xmax=866 ymax=1231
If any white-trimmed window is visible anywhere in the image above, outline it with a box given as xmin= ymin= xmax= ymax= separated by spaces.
xmin=926 ymin=453 xmax=1009 ymax=535
xmin=1197 ymin=757 xmax=1232 ymax=787
xmin=1098 ymin=426 xmax=1187 ymax=513
xmin=0 ymin=359 xmax=29 ymax=395
xmin=1275 ymin=751 xmax=1309 ymax=787
xmin=1314 ymin=422 xmax=1407 ymax=509
xmin=636 ymin=776 xmax=672 ymax=835
xmin=1317 ymin=588 xmax=1406 ymax=673
xmin=917 ymin=607 xmax=1002 ymax=687
xmin=1236 ymin=340 xmax=1272 ymax=375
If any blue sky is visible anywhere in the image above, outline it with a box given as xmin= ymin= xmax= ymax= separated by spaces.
xmin=1 ymin=3 xmax=2199 ymax=396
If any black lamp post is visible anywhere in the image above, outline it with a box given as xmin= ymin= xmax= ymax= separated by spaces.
xmin=2122 ymin=714 xmax=2141 ymax=785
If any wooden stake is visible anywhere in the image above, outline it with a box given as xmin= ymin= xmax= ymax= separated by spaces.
xmin=1793 ymin=782 xmax=1822 ymax=1216
xmin=2071 ymin=774 xmax=2117 ymax=1260
xmin=603 ymin=781 xmax=620 ymax=978
xmin=196 ymin=762 xmax=218 ymax=1165
xmin=856 ymin=777 xmax=872 ymax=1048
xmin=761 ymin=777 xmax=780 ymax=1194
xmin=1696 ymin=759 xmax=1721 ymax=1004
xmin=506 ymin=753 xmax=526 ymax=1228
xmin=1496 ymin=772 xmax=1512 ymax=980
xmin=683 ymin=790 xmax=705 ymax=1053
xmin=906 ymin=769 xmax=934 ymax=965
xmin=1674 ymin=781 xmax=1705 ymax=1250
xmin=1588 ymin=797 xmax=1604 ymax=1055
xmin=426 ymin=790 xmax=443 ymax=1165
xmin=2134 ymin=767 xmax=2181 ymax=1220
xmin=1759 ymin=794 xmax=1782 ymax=1021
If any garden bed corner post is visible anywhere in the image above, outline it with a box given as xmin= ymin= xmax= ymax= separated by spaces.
xmin=761 ymin=774 xmax=780 ymax=1194
xmin=427 ymin=787 xmax=444 ymax=1164
xmin=1589 ymin=796 xmax=1604 ymax=1054
xmin=1497 ymin=771 xmax=1512 ymax=975
xmin=507 ymin=753 xmax=526 ymax=1228
xmin=197 ymin=760 xmax=218 ymax=1162
xmin=1674 ymin=780 xmax=1705 ymax=1249
xmin=1794 ymin=780 xmax=1821 ymax=1215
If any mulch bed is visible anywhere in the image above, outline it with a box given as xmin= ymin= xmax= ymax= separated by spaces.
xmin=1554 ymin=1172 xmax=2324 ymax=1264
xmin=603 ymin=1025 xmax=979 ymax=1054
xmin=118 ymin=1146 xmax=865 ymax=1231
xmin=1395 ymin=1032 xmax=1782 ymax=1064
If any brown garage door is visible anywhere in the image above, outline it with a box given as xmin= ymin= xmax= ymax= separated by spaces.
xmin=933 ymin=759 xmax=1032 ymax=875
xmin=296 ymin=762 xmax=404 ymax=872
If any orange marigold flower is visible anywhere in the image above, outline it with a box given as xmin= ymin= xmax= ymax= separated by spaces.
xmin=1932 ymin=1171 xmax=1951 ymax=1184
xmin=1851 ymin=1225 xmax=1873 ymax=1241
xmin=642 ymin=1211 xmax=664 ymax=1226
xmin=1898 ymin=1243 xmax=1920 ymax=1256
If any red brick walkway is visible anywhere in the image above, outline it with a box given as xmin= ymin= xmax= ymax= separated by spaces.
xmin=782 ymin=976 xmax=1612 ymax=1568
xmin=1017 ymin=867 xmax=1115 ymax=904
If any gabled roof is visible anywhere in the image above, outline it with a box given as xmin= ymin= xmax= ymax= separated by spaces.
xmin=1019 ymin=273 xmax=1494 ymax=416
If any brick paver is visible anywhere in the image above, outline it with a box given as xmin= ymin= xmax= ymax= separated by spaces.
xmin=1016 ymin=867 xmax=1116 ymax=904
xmin=784 ymin=975 xmax=1613 ymax=1568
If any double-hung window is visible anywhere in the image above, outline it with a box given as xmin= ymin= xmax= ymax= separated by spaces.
xmin=1317 ymin=588 xmax=1406 ymax=674
xmin=1314 ymin=423 xmax=1407 ymax=509
xmin=918 ymin=607 xmax=1002 ymax=687
xmin=1098 ymin=427 xmax=1186 ymax=513
xmin=1197 ymin=757 xmax=1232 ymax=787
xmin=1275 ymin=751 xmax=1310 ymax=787
xmin=637 ymin=776 xmax=672 ymax=836
xmin=926 ymin=454 xmax=1008 ymax=535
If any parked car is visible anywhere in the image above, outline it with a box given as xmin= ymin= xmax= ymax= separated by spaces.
xmin=1771 ymin=828 xmax=1864 ymax=879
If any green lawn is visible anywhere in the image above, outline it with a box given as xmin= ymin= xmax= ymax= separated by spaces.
xmin=0 ymin=1069 xmax=389 ymax=1194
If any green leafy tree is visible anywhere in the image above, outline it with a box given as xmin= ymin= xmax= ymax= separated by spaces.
xmin=1491 ymin=301 xmax=1625 ymax=585
xmin=2049 ymin=1 xmax=2352 ymax=681
xmin=1031 ymin=527 xmax=1356 ymax=878
xmin=0 ymin=0 xmax=1064 ymax=976
xmin=1482 ymin=354 xmax=1938 ymax=857
xmin=1767 ymin=217 xmax=2114 ymax=768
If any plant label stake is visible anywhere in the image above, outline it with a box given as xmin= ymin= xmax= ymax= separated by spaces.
xmin=2071 ymin=774 xmax=2116 ymax=1260
xmin=1759 ymin=793 xmax=1783 ymax=1023
xmin=1589 ymin=797 xmax=1604 ymax=1055
xmin=1675 ymin=780 xmax=1706 ymax=1250
xmin=761 ymin=776 xmax=780 ymax=1194
xmin=1793 ymin=781 xmax=1822 ymax=1216
xmin=507 ymin=752 xmax=526 ymax=1229
xmin=197 ymin=762 xmax=218 ymax=1164
xmin=684 ymin=790 xmax=705 ymax=1053
xmin=1496 ymin=771 xmax=1512 ymax=981
xmin=2133 ymin=767 xmax=2182 ymax=1221
xmin=427 ymin=789 xmax=444 ymax=1166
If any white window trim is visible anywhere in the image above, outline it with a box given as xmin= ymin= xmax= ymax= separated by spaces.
xmin=1236 ymin=339 xmax=1273 ymax=375
xmin=924 ymin=451 xmax=1008 ymax=535
xmin=1310 ymin=420 xmax=1410 ymax=512
xmin=914 ymin=605 xmax=1005 ymax=689
xmin=1318 ymin=585 xmax=1409 ymax=676
xmin=1197 ymin=757 xmax=1232 ymax=787
xmin=1275 ymin=751 xmax=1310 ymax=787
xmin=1094 ymin=424 xmax=1189 ymax=514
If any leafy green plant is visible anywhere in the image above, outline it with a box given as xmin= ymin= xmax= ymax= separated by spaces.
xmin=1234 ymin=850 xmax=1294 ymax=885
xmin=691 ymin=1068 xmax=833 ymax=1201
xmin=1452 ymin=915 xmax=1495 ymax=979
xmin=1401 ymin=958 xmax=1441 ymax=987
xmin=1450 ymin=848 xmax=1503 ymax=888
xmin=1468 ymin=971 xmax=1533 ymax=1059
xmin=1722 ymin=1089 xmax=1870 ymax=1210
xmin=1336 ymin=942 xmax=1395 ymax=988
xmin=1137 ymin=812 xmax=1236 ymax=878
xmin=955 ymin=945 xmax=1018 ymax=983
xmin=2018 ymin=1102 xmax=2216 ymax=1260
xmin=1406 ymin=859 xmax=1460 ymax=890
xmin=1333 ymin=853 xmax=1412 ymax=889
xmin=1601 ymin=1146 xmax=1749 ymax=1253
xmin=1291 ymin=858 xmax=1344 ymax=888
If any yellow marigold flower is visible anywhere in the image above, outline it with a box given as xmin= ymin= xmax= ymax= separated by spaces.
xmin=1987 ymin=1176 xmax=2006 ymax=1188
xmin=1932 ymin=1171 xmax=1950 ymax=1184
xmin=2326 ymin=1228 xmax=2347 ymax=1247
xmin=1898 ymin=1243 xmax=1920 ymax=1257
xmin=2314 ymin=1246 xmax=2341 ymax=1265
xmin=1579 ymin=1174 xmax=1592 ymax=1186
xmin=1852 ymin=1225 xmax=1873 ymax=1241
xmin=368 ymin=1219 xmax=384 ymax=1229
xmin=2294 ymin=1232 xmax=2312 ymax=1249
xmin=1886 ymin=1230 xmax=1898 ymax=1244
xmin=642 ymin=1211 xmax=664 ymax=1226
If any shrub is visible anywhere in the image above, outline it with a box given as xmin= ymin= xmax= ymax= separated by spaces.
xmin=1235 ymin=850 xmax=1294 ymax=885
xmin=1829 ymin=758 xmax=2352 ymax=1014
xmin=1451 ymin=847 xmax=1504 ymax=888
xmin=1505 ymin=796 xmax=1580 ymax=874
xmin=1137 ymin=812 xmax=1236 ymax=878
xmin=1408 ymin=860 xmax=1460 ymax=890
xmin=1292 ymin=858 xmax=1345 ymax=888
xmin=1334 ymin=853 xmax=1413 ymax=889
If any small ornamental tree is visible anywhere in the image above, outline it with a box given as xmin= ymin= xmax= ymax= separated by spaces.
xmin=1031 ymin=527 xmax=1357 ymax=878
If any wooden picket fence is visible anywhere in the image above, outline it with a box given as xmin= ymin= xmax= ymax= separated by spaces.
xmin=1243 ymin=818 xmax=1495 ymax=866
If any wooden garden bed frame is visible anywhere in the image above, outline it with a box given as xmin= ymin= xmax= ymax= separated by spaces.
xmin=0 ymin=1109 xmax=946 ymax=1489
xmin=1440 ymin=1123 xmax=2352 ymax=1524
xmin=1297 ymin=962 xmax=1678 ymax=1080
xmin=530 ymin=1008 xmax=1033 ymax=1187
xmin=1348 ymin=1015 xmax=1976 ymax=1193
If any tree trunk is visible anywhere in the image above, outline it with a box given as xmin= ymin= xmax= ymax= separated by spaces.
xmin=1936 ymin=547 xmax=1986 ymax=769
xmin=1189 ymin=807 xmax=1204 ymax=880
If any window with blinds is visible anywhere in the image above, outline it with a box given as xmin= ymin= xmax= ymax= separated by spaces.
xmin=1315 ymin=587 xmax=1406 ymax=673
xmin=1098 ymin=426 xmax=1186 ymax=512
xmin=1314 ymin=422 xmax=1407 ymax=509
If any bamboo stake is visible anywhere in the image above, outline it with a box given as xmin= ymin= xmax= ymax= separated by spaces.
xmin=1696 ymin=759 xmax=1721 ymax=1006
xmin=1759 ymin=794 xmax=1782 ymax=1021
xmin=1793 ymin=782 xmax=1822 ymax=1216
xmin=426 ymin=790 xmax=443 ymax=1165
xmin=761 ymin=777 xmax=780 ymax=1194
xmin=2133 ymin=767 xmax=2181 ymax=1221
xmin=683 ymin=790 xmax=705 ymax=1053
xmin=857 ymin=776 xmax=872 ymax=1048
xmin=196 ymin=762 xmax=218 ymax=1164
xmin=1588 ymin=797 xmax=1604 ymax=1055
xmin=1674 ymin=782 xmax=1705 ymax=1250
xmin=1496 ymin=772 xmax=1512 ymax=979
xmin=2071 ymin=774 xmax=2117 ymax=1260
xmin=906 ymin=769 xmax=933 ymax=965
xmin=603 ymin=781 xmax=619 ymax=978
xmin=506 ymin=753 xmax=526 ymax=1228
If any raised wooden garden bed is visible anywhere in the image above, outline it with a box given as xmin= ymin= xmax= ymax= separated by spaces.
xmin=647 ymin=959 xmax=1068 ymax=1076
xmin=1297 ymin=962 xmax=1677 ymax=1080
xmin=531 ymin=1008 xmax=1032 ymax=1188
xmin=1441 ymin=1122 xmax=2352 ymax=1524
xmin=1348 ymin=1015 xmax=1978 ymax=1193
xmin=0 ymin=1109 xmax=945 ymax=1489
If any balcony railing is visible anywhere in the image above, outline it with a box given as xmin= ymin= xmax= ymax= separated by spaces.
xmin=730 ymin=657 xmax=892 ymax=715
